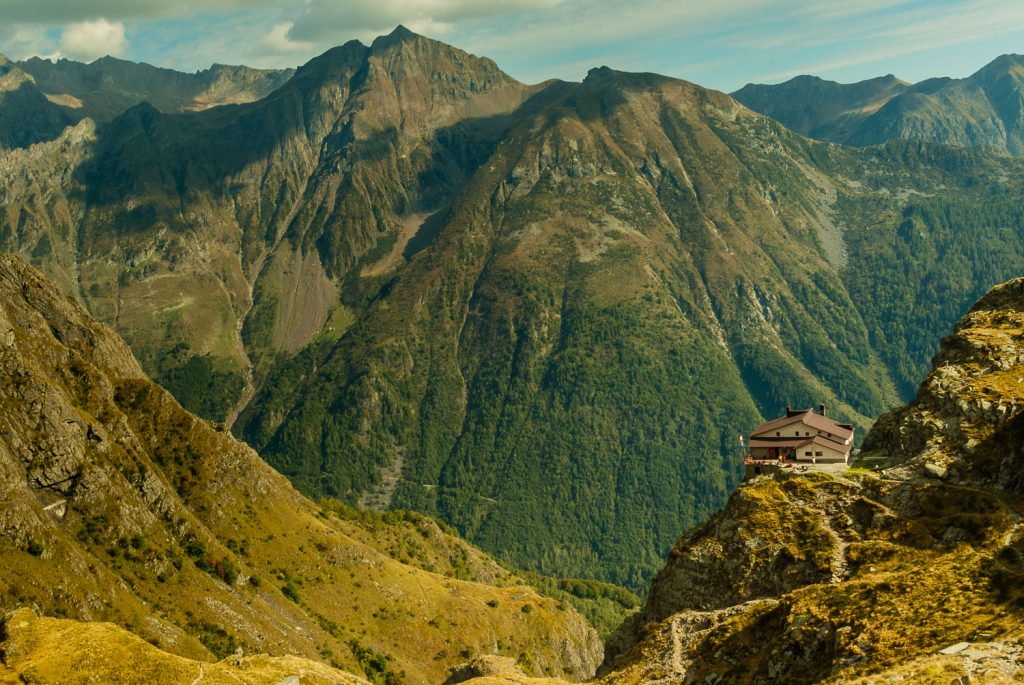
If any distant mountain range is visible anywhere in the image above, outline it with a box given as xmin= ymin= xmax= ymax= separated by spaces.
xmin=2 ymin=30 xmax=1024 ymax=590
xmin=734 ymin=53 xmax=1024 ymax=155
xmin=0 ymin=52 xmax=292 ymax=142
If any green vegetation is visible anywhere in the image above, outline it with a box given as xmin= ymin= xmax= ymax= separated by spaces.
xmin=187 ymin=619 xmax=239 ymax=659
xmin=843 ymin=176 xmax=1024 ymax=397
xmin=153 ymin=342 xmax=244 ymax=422
xmin=521 ymin=573 xmax=643 ymax=639
xmin=350 ymin=641 xmax=403 ymax=685
xmin=238 ymin=84 xmax=1024 ymax=593
xmin=9 ymin=29 xmax=1024 ymax=602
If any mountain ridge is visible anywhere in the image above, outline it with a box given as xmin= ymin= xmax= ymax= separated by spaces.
xmin=735 ymin=53 xmax=1024 ymax=155
xmin=3 ymin=29 xmax=1024 ymax=590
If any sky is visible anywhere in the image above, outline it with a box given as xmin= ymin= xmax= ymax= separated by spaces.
xmin=1 ymin=0 xmax=1023 ymax=91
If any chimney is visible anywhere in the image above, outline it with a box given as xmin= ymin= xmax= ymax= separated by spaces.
xmin=818 ymin=403 xmax=826 ymax=416
xmin=785 ymin=405 xmax=792 ymax=417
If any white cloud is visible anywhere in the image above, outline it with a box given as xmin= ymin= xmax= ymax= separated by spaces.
xmin=257 ymin=21 xmax=314 ymax=56
xmin=59 ymin=19 xmax=129 ymax=61
xmin=0 ymin=25 xmax=58 ymax=60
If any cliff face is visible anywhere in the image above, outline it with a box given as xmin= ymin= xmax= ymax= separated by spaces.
xmin=0 ymin=254 xmax=601 ymax=684
xmin=595 ymin=277 xmax=1024 ymax=684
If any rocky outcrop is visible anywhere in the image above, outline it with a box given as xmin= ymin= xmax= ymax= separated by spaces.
xmin=595 ymin=276 xmax=1024 ymax=684
xmin=863 ymin=277 xmax=1024 ymax=492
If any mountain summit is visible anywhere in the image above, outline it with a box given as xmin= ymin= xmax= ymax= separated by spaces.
xmin=3 ymin=31 xmax=1024 ymax=590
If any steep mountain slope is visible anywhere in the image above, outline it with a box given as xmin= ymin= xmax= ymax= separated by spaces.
xmin=849 ymin=54 xmax=1024 ymax=154
xmin=237 ymin=65 xmax=1024 ymax=589
xmin=3 ymin=31 xmax=1024 ymax=590
xmin=0 ymin=254 xmax=601 ymax=684
xmin=732 ymin=74 xmax=909 ymax=142
xmin=592 ymin=277 xmax=1024 ymax=684
xmin=461 ymin=276 xmax=1024 ymax=685
xmin=15 ymin=55 xmax=294 ymax=123
xmin=735 ymin=54 xmax=1024 ymax=155
xmin=2 ymin=27 xmax=541 ymax=423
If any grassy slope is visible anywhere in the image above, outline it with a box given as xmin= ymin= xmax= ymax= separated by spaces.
xmin=0 ymin=255 xmax=600 ymax=684
xmin=0 ymin=608 xmax=367 ymax=685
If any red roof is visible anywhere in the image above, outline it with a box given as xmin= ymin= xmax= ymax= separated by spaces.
xmin=750 ymin=409 xmax=853 ymax=441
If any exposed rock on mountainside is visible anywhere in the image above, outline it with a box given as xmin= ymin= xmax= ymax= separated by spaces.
xmin=3 ymin=28 xmax=1024 ymax=589
xmin=0 ymin=255 xmax=601 ymax=684
xmin=863 ymin=276 xmax=1024 ymax=491
xmin=736 ymin=54 xmax=1024 ymax=155
xmin=593 ymin=277 xmax=1024 ymax=684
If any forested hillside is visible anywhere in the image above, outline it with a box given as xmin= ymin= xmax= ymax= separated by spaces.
xmin=2 ymin=29 xmax=1024 ymax=589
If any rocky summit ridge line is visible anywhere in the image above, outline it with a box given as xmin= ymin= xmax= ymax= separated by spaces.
xmin=2 ymin=28 xmax=1024 ymax=589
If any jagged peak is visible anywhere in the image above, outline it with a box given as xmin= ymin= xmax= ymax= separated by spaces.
xmin=584 ymin=65 xmax=617 ymax=82
xmin=370 ymin=24 xmax=427 ymax=51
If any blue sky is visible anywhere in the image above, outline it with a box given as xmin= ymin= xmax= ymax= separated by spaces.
xmin=2 ymin=0 xmax=1022 ymax=91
